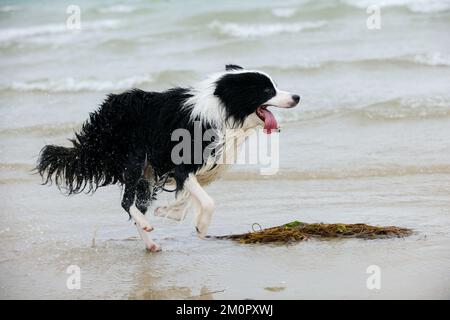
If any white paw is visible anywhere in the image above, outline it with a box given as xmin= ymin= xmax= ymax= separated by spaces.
xmin=195 ymin=215 xmax=211 ymax=239
xmin=145 ymin=242 xmax=161 ymax=252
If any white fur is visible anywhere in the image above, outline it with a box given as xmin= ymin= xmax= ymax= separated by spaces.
xmin=129 ymin=205 xmax=160 ymax=251
xmin=169 ymin=69 xmax=286 ymax=238
xmin=156 ymin=114 xmax=262 ymax=241
xmin=264 ymin=89 xmax=295 ymax=108
xmin=184 ymin=173 xmax=215 ymax=238
xmin=129 ymin=205 xmax=153 ymax=231
xmin=183 ymin=72 xmax=228 ymax=128
xmin=183 ymin=69 xmax=280 ymax=128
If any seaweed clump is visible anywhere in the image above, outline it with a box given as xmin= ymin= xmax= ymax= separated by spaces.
xmin=214 ymin=221 xmax=413 ymax=244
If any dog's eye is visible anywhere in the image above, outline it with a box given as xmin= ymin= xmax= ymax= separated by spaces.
xmin=264 ymin=88 xmax=273 ymax=95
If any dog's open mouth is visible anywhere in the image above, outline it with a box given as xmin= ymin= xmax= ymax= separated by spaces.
xmin=256 ymin=106 xmax=279 ymax=134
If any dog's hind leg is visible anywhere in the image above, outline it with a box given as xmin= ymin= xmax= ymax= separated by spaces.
xmin=123 ymin=185 xmax=160 ymax=251
xmin=121 ymin=153 xmax=159 ymax=251
xmin=122 ymin=182 xmax=154 ymax=232
xmin=183 ymin=174 xmax=215 ymax=238
xmin=134 ymin=223 xmax=160 ymax=252
xmin=136 ymin=178 xmax=151 ymax=215
xmin=131 ymin=192 xmax=161 ymax=252
xmin=154 ymin=189 xmax=192 ymax=221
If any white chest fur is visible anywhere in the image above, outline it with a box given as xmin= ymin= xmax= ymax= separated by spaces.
xmin=196 ymin=121 xmax=259 ymax=186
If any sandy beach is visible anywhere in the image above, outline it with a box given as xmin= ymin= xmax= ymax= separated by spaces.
xmin=1 ymin=123 xmax=450 ymax=299
xmin=1 ymin=0 xmax=450 ymax=299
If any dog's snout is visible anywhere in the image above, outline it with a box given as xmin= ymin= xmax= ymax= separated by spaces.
xmin=292 ymin=94 xmax=300 ymax=104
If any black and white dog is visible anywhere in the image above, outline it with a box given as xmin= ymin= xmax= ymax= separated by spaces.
xmin=37 ymin=65 xmax=300 ymax=251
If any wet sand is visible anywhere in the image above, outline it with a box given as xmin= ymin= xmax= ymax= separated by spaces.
xmin=1 ymin=123 xmax=449 ymax=299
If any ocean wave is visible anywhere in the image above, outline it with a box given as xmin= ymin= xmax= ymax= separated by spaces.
xmin=0 ymin=5 xmax=21 ymax=13
xmin=208 ymin=20 xmax=326 ymax=38
xmin=3 ymin=74 xmax=153 ymax=93
xmin=407 ymin=1 xmax=450 ymax=13
xmin=0 ymin=68 xmax=200 ymax=94
xmin=271 ymin=8 xmax=297 ymax=18
xmin=360 ymin=96 xmax=450 ymax=120
xmin=98 ymin=5 xmax=136 ymax=13
xmin=341 ymin=0 xmax=450 ymax=14
xmin=0 ymin=122 xmax=81 ymax=137
xmin=259 ymin=52 xmax=450 ymax=72
xmin=412 ymin=52 xmax=450 ymax=66
xmin=1 ymin=96 xmax=447 ymax=139
xmin=0 ymin=20 xmax=120 ymax=43
xmin=294 ymin=96 xmax=450 ymax=122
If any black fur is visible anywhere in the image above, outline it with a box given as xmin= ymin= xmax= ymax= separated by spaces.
xmin=214 ymin=72 xmax=276 ymax=126
xmin=225 ymin=64 xmax=243 ymax=71
xmin=37 ymin=88 xmax=212 ymax=215
xmin=36 ymin=66 xmax=280 ymax=218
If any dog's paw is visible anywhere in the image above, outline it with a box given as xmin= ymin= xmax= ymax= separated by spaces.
xmin=145 ymin=242 xmax=161 ymax=252
xmin=195 ymin=217 xmax=211 ymax=239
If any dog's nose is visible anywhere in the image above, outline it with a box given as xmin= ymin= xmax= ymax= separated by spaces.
xmin=292 ymin=94 xmax=300 ymax=104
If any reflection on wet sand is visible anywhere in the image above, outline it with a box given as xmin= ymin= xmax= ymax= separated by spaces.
xmin=131 ymin=286 xmax=224 ymax=300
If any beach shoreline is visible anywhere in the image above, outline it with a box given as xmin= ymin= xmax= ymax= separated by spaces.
xmin=1 ymin=162 xmax=449 ymax=299
xmin=1 ymin=0 xmax=449 ymax=299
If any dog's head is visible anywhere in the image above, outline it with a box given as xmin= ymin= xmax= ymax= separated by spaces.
xmin=214 ymin=64 xmax=300 ymax=132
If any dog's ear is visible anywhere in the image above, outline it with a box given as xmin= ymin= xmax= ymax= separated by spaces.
xmin=225 ymin=64 xmax=244 ymax=71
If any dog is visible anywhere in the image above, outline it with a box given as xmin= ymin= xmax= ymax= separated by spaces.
xmin=36 ymin=64 xmax=300 ymax=251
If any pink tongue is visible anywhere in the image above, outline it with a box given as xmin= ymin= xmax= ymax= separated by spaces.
xmin=261 ymin=108 xmax=278 ymax=134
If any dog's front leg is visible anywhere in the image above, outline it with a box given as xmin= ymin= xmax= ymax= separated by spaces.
xmin=129 ymin=205 xmax=160 ymax=252
xmin=184 ymin=174 xmax=215 ymax=238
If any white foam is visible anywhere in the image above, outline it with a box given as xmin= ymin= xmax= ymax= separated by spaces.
xmin=6 ymin=74 xmax=153 ymax=93
xmin=342 ymin=0 xmax=450 ymax=13
xmin=408 ymin=0 xmax=450 ymax=12
xmin=413 ymin=52 xmax=450 ymax=66
xmin=209 ymin=20 xmax=326 ymax=38
xmin=0 ymin=20 xmax=120 ymax=43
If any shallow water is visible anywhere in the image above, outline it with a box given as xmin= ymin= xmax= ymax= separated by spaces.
xmin=1 ymin=163 xmax=449 ymax=299
xmin=1 ymin=0 xmax=450 ymax=299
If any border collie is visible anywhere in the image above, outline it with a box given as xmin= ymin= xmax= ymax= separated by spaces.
xmin=36 ymin=64 xmax=300 ymax=251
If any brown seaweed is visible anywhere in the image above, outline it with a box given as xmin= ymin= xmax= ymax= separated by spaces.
xmin=213 ymin=221 xmax=413 ymax=244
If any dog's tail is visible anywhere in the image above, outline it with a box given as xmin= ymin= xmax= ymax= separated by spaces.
xmin=36 ymin=140 xmax=116 ymax=194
